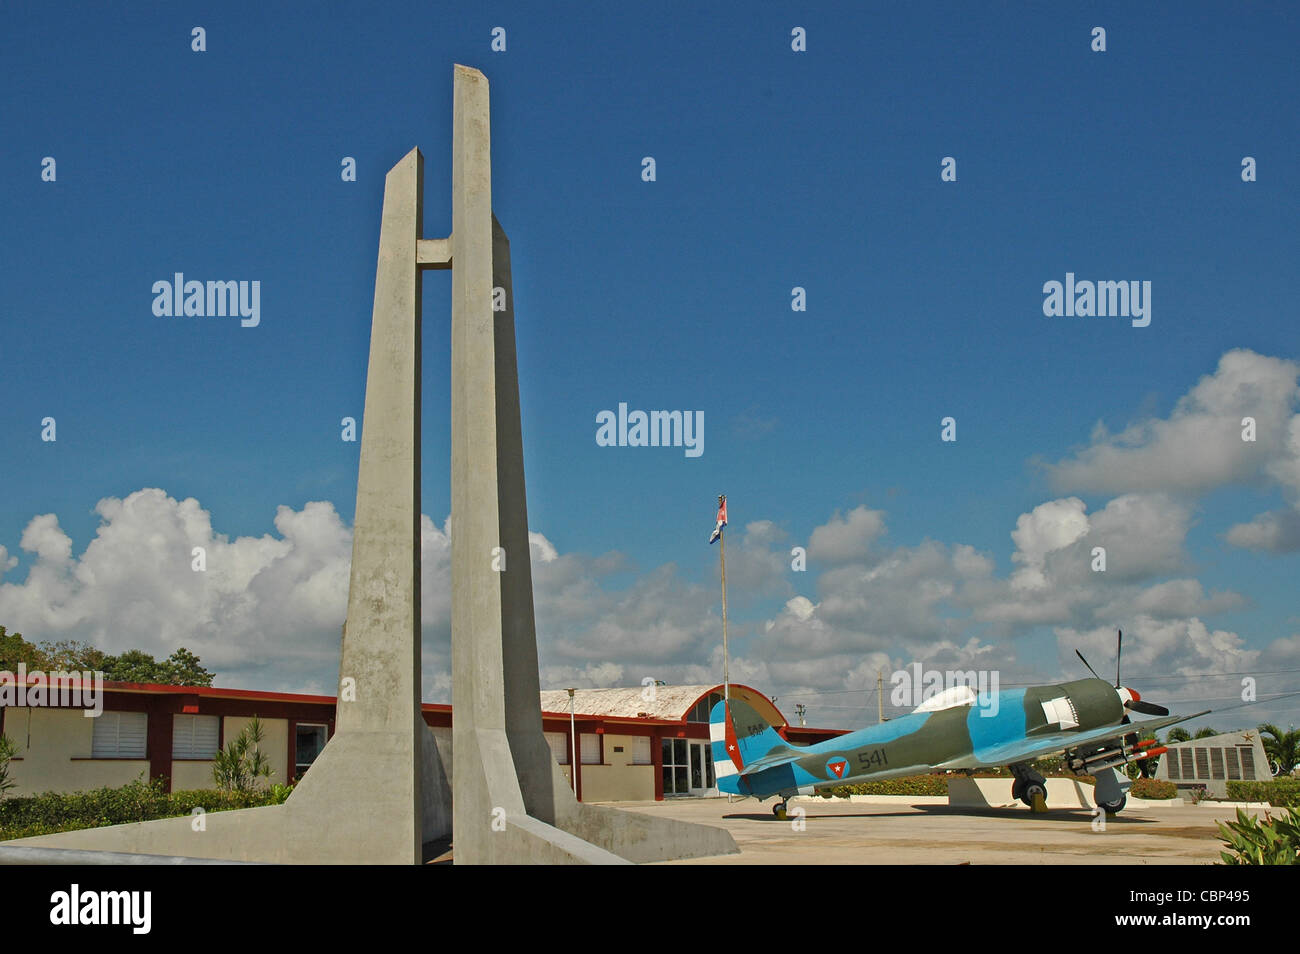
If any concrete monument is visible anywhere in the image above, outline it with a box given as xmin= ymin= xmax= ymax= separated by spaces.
xmin=3 ymin=64 xmax=735 ymax=865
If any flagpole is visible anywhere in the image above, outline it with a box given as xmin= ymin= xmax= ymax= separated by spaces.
xmin=719 ymin=494 xmax=729 ymax=707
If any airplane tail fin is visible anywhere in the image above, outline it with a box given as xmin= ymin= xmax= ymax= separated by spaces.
xmin=709 ymin=697 xmax=789 ymax=791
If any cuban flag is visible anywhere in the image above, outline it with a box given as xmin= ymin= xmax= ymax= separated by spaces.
xmin=708 ymin=496 xmax=728 ymax=544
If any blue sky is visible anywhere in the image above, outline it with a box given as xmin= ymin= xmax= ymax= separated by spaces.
xmin=2 ymin=2 xmax=1297 ymax=730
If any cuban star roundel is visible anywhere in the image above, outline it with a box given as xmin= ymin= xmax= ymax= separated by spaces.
xmin=826 ymin=757 xmax=850 ymax=780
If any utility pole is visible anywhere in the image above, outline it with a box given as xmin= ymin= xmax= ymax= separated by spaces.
xmin=877 ymin=669 xmax=884 ymax=723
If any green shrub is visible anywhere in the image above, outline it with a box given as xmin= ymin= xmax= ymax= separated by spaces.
xmin=823 ymin=774 xmax=951 ymax=798
xmin=1217 ymin=807 xmax=1300 ymax=865
xmin=0 ymin=774 xmax=285 ymax=841
xmin=212 ymin=715 xmax=273 ymax=793
xmin=1225 ymin=778 xmax=1300 ymax=807
xmin=1130 ymin=778 xmax=1177 ymax=800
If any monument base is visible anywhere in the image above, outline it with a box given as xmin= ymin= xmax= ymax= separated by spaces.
xmin=452 ymin=724 xmax=738 ymax=865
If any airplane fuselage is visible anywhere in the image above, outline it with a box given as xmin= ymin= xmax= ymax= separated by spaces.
xmin=720 ymin=678 xmax=1127 ymax=798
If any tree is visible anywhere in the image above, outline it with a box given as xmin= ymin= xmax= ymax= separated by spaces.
xmin=38 ymin=639 xmax=107 ymax=671
xmin=1166 ymin=727 xmax=1192 ymax=744
xmin=0 ymin=626 xmax=43 ymax=671
xmin=160 ymin=647 xmax=214 ymax=687
xmin=0 ymin=627 xmax=214 ymax=687
xmin=101 ymin=649 xmax=164 ymax=683
xmin=212 ymin=717 xmax=273 ymax=793
xmin=1194 ymin=726 xmax=1220 ymax=740
xmin=102 ymin=648 xmax=214 ymax=687
xmin=1259 ymin=724 xmax=1300 ymax=777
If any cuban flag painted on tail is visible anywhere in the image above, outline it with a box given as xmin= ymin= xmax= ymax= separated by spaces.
xmin=708 ymin=495 xmax=728 ymax=544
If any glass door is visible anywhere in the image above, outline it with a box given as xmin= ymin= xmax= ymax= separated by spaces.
xmin=689 ymin=741 xmax=716 ymax=795
xmin=662 ymin=737 xmax=690 ymax=795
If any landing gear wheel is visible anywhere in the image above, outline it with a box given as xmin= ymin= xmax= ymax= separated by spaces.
xmin=1013 ymin=777 xmax=1047 ymax=808
xmin=1022 ymin=782 xmax=1048 ymax=812
xmin=1098 ymin=795 xmax=1126 ymax=814
xmin=772 ymin=801 xmax=788 ymax=820
xmin=1010 ymin=763 xmax=1049 ymax=812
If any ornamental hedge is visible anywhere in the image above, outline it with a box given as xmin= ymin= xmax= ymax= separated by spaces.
xmin=0 ymin=775 xmax=291 ymax=841
xmin=1129 ymin=778 xmax=1177 ymax=800
xmin=1225 ymin=778 xmax=1300 ymax=808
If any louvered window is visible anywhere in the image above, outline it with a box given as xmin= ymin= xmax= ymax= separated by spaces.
xmin=172 ymin=714 xmax=219 ymax=759
xmin=92 ymin=711 xmax=147 ymax=758
xmin=545 ymin=731 xmax=569 ymax=764
xmin=631 ymin=736 xmax=652 ymax=765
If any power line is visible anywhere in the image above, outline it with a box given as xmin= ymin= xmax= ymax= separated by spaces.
xmin=807 ymin=690 xmax=1300 ymax=715
xmin=777 ymin=666 xmax=1300 ymax=699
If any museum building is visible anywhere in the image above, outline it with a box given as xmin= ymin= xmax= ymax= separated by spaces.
xmin=0 ymin=680 xmax=842 ymax=802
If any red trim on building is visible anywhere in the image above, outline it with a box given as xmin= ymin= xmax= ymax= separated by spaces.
xmin=8 ymin=679 xmax=847 ymax=800
xmin=146 ymin=695 xmax=173 ymax=787
xmin=287 ymin=719 xmax=298 ymax=783
xmin=652 ymin=730 xmax=664 ymax=800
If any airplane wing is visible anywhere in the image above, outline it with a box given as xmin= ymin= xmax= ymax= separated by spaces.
xmin=938 ymin=710 xmax=1211 ymax=770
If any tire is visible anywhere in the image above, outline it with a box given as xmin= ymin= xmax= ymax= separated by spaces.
xmin=1098 ymin=795 xmax=1126 ymax=814
xmin=1020 ymin=782 xmax=1047 ymax=808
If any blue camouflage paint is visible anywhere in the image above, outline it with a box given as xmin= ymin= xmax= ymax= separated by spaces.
xmin=711 ymin=699 xmax=937 ymax=795
xmin=966 ymin=688 xmax=1026 ymax=759
xmin=815 ymin=709 xmax=932 ymax=752
xmin=745 ymin=761 xmax=809 ymax=796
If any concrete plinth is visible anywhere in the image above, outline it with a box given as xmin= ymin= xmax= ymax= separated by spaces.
xmin=948 ymin=776 xmax=1103 ymax=810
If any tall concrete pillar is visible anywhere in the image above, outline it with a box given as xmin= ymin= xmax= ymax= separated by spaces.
xmin=281 ymin=146 xmax=443 ymax=863
xmin=447 ymin=65 xmax=736 ymax=864
xmin=447 ymin=64 xmax=616 ymax=863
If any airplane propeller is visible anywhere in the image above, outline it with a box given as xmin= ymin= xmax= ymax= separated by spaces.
xmin=1124 ymin=695 xmax=1169 ymax=717
xmin=1076 ymin=629 xmax=1170 ymax=717
xmin=1075 ymin=649 xmax=1102 ymax=681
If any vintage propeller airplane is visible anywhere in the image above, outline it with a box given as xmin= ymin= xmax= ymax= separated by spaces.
xmin=712 ymin=629 xmax=1207 ymax=819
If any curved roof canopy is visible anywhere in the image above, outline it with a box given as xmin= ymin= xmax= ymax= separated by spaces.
xmin=538 ymin=683 xmax=785 ymax=726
